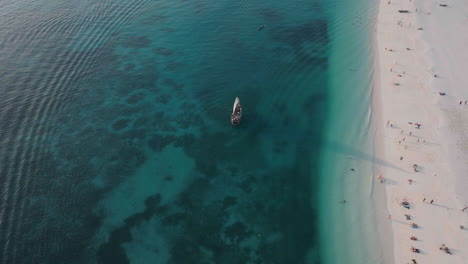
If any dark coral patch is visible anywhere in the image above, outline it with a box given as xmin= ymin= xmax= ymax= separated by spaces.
xmin=164 ymin=175 xmax=173 ymax=181
xmin=147 ymin=134 xmax=175 ymax=152
xmin=121 ymin=128 xmax=147 ymax=141
xmin=222 ymin=196 xmax=237 ymax=209
xmin=162 ymin=79 xmax=176 ymax=86
xmin=111 ymin=60 xmax=159 ymax=96
xmin=133 ymin=116 xmax=149 ymax=128
xmin=112 ymin=119 xmax=130 ymax=131
xmin=155 ymin=112 xmax=164 ymax=118
xmin=272 ymin=102 xmax=287 ymax=113
xmin=224 ymin=221 xmax=252 ymax=244
xmin=273 ymin=140 xmax=288 ymax=153
xmin=155 ymin=94 xmax=171 ymax=104
xmin=169 ymin=239 xmax=203 ymax=263
xmin=97 ymin=194 xmax=162 ymax=264
xmin=165 ymin=62 xmax=185 ymax=71
xmin=161 ymin=212 xmax=186 ymax=226
xmin=163 ymin=79 xmax=184 ymax=91
xmin=105 ymin=146 xmax=146 ymax=181
xmin=174 ymin=113 xmax=203 ymax=130
xmin=303 ymin=93 xmax=327 ymax=112
xmin=239 ymin=176 xmax=257 ymax=194
xmin=125 ymin=92 xmax=145 ymax=104
xmin=121 ymin=36 xmax=151 ymax=49
xmin=153 ymin=47 xmax=174 ymax=56
xmin=172 ymin=134 xmax=196 ymax=149
xmin=124 ymin=63 xmax=135 ymax=71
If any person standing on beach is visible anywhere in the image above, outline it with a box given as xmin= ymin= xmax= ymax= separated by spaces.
xmin=430 ymin=200 xmax=434 ymax=204
xmin=462 ymin=206 xmax=467 ymax=212
xmin=423 ymin=198 xmax=426 ymax=203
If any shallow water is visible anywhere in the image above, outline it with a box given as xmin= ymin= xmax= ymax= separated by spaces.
xmin=319 ymin=0 xmax=384 ymax=263
xmin=0 ymin=0 xmax=376 ymax=263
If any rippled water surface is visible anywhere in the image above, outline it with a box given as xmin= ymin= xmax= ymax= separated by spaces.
xmin=0 ymin=0 xmax=376 ymax=263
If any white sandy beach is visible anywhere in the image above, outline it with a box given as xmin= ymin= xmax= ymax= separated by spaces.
xmin=374 ymin=0 xmax=468 ymax=263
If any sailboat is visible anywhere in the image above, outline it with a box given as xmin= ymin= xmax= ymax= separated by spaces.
xmin=231 ymin=97 xmax=242 ymax=125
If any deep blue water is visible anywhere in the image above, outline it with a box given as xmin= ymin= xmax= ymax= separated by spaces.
xmin=0 ymin=0 xmax=350 ymax=263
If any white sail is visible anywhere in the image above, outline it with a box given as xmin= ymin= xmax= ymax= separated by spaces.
xmin=232 ymin=97 xmax=240 ymax=113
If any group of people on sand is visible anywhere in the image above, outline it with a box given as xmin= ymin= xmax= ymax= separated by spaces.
xmin=439 ymin=244 xmax=452 ymax=255
xmin=387 ymin=120 xmax=426 ymax=151
xmin=384 ymin=120 xmax=462 ymax=263
xmin=411 ymin=242 xmax=452 ymax=255
xmin=400 ymin=200 xmax=411 ymax=209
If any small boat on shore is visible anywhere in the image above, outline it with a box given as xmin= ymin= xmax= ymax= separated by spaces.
xmin=231 ymin=97 xmax=242 ymax=125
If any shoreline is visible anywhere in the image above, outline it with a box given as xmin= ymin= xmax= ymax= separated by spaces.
xmin=370 ymin=12 xmax=395 ymax=262
xmin=318 ymin=0 xmax=388 ymax=263
xmin=374 ymin=0 xmax=468 ymax=263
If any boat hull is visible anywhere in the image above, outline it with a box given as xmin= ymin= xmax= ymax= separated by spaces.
xmin=231 ymin=97 xmax=242 ymax=125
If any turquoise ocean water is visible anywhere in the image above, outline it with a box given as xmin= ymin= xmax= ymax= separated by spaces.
xmin=0 ymin=0 xmax=379 ymax=263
